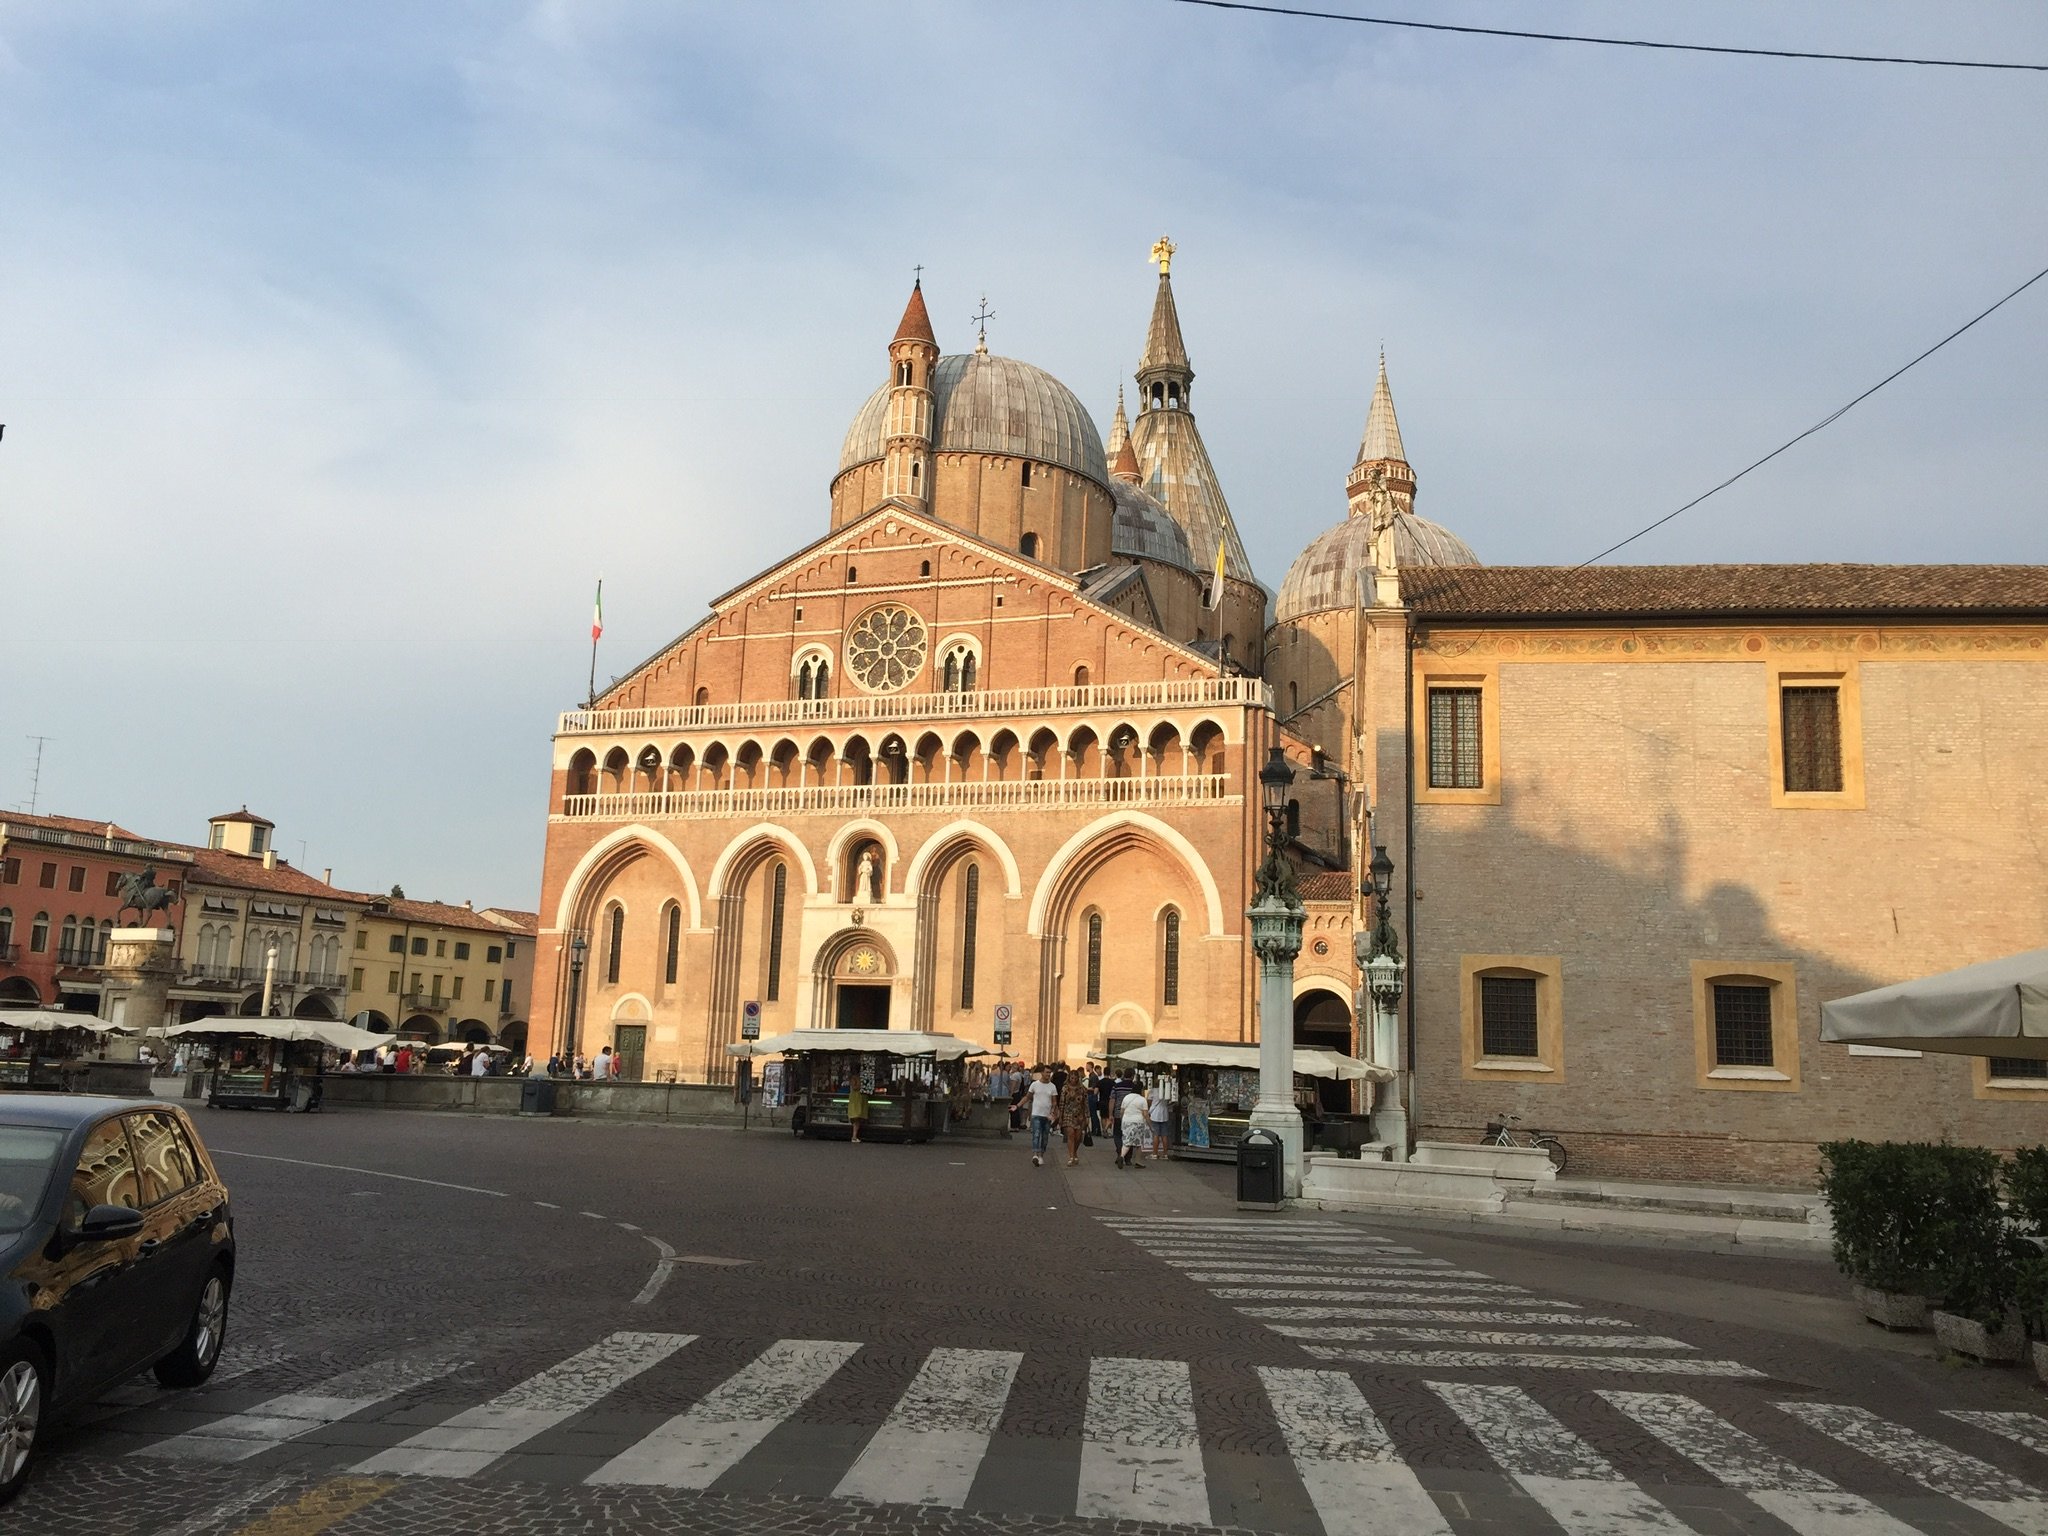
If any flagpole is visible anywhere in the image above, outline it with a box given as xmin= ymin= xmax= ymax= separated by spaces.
xmin=587 ymin=577 xmax=603 ymax=709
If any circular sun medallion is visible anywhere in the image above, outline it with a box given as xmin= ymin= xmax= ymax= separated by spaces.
xmin=845 ymin=604 xmax=928 ymax=694
xmin=847 ymin=947 xmax=883 ymax=976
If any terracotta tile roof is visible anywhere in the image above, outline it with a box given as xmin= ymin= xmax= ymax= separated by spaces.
xmin=0 ymin=810 xmax=146 ymax=840
xmin=182 ymin=846 xmax=364 ymax=902
xmin=1295 ymin=870 xmax=1356 ymax=904
xmin=893 ymin=281 xmax=936 ymax=346
xmin=1402 ymin=565 xmax=2048 ymax=621
xmin=374 ymin=898 xmax=514 ymax=934
xmin=207 ymin=807 xmax=275 ymax=826
xmin=478 ymin=907 xmax=539 ymax=934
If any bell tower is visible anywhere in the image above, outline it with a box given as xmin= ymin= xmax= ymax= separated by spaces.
xmin=881 ymin=278 xmax=939 ymax=511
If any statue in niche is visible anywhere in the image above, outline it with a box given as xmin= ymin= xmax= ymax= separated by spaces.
xmin=854 ymin=847 xmax=882 ymax=904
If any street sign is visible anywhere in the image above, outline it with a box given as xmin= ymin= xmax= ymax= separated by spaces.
xmin=993 ymin=1002 xmax=1013 ymax=1046
xmin=741 ymin=1000 xmax=761 ymax=1040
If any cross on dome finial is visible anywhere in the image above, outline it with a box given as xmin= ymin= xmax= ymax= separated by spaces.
xmin=913 ymin=263 xmax=923 ymax=287
xmin=1150 ymin=235 xmax=1176 ymax=275
xmin=971 ymin=294 xmax=995 ymax=354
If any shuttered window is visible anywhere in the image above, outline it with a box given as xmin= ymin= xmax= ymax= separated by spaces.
xmin=1428 ymin=688 xmax=1483 ymax=789
xmin=1712 ymin=984 xmax=1775 ymax=1067
xmin=1479 ymin=976 xmax=1538 ymax=1057
xmin=1781 ymin=686 xmax=1843 ymax=793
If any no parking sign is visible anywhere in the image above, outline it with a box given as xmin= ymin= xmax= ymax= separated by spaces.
xmin=741 ymin=999 xmax=761 ymax=1040
xmin=992 ymin=1002 xmax=1013 ymax=1046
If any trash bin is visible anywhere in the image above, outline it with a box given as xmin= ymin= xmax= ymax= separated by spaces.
xmin=1236 ymin=1127 xmax=1285 ymax=1210
xmin=519 ymin=1077 xmax=558 ymax=1116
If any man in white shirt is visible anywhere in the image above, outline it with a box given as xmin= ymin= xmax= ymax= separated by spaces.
xmin=594 ymin=1045 xmax=612 ymax=1081
xmin=1024 ymin=1068 xmax=1059 ymax=1167
xmin=470 ymin=1049 xmax=490 ymax=1078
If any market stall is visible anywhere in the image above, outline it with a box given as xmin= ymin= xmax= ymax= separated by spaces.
xmin=1117 ymin=1039 xmax=1390 ymax=1161
xmin=726 ymin=1030 xmax=983 ymax=1142
xmin=0 ymin=1008 xmax=145 ymax=1094
xmin=162 ymin=1016 xmax=392 ymax=1111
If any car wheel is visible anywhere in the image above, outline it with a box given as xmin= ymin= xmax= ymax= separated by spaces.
xmin=153 ymin=1265 xmax=230 ymax=1389
xmin=0 ymin=1339 xmax=47 ymax=1506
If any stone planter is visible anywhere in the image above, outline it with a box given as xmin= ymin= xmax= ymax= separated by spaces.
xmin=1852 ymin=1285 xmax=1930 ymax=1331
xmin=2034 ymin=1341 xmax=2048 ymax=1389
xmin=1932 ymin=1309 xmax=2028 ymax=1364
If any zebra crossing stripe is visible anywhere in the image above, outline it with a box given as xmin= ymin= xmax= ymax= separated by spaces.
xmin=357 ymin=1331 xmax=692 ymax=1478
xmin=1601 ymin=1391 xmax=1921 ymax=1536
xmin=139 ymin=1350 xmax=470 ymax=1463
xmin=1946 ymin=1410 xmax=2048 ymax=1460
xmin=1780 ymin=1402 xmax=2048 ymax=1535
xmin=589 ymin=1338 xmax=861 ymax=1488
xmin=1277 ymin=1326 xmax=1684 ymax=1349
xmin=834 ymin=1348 xmax=1022 ymax=1508
xmin=1183 ymin=1267 xmax=1486 ymax=1282
xmin=1258 ymin=1367 xmax=1453 ymax=1535
xmin=1213 ymin=1286 xmax=1541 ymax=1302
xmin=1242 ymin=1306 xmax=1606 ymax=1325
xmin=1076 ymin=1357 xmax=1208 ymax=1525
xmin=1311 ymin=1348 xmax=1761 ymax=1376
xmin=1427 ymin=1380 xmax=1697 ymax=1535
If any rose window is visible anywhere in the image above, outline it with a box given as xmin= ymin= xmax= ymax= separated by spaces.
xmin=844 ymin=604 xmax=927 ymax=694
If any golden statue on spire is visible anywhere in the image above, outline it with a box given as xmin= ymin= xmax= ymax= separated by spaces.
xmin=1149 ymin=235 xmax=1176 ymax=274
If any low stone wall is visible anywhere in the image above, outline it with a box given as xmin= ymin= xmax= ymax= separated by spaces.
xmin=319 ymin=1074 xmax=750 ymax=1125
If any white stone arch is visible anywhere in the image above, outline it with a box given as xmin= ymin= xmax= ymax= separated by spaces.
xmin=903 ymin=819 xmax=1023 ymax=901
xmin=610 ymin=992 xmax=653 ymax=1022
xmin=1293 ymin=971 xmax=1354 ymax=1002
xmin=1100 ymin=1002 xmax=1154 ymax=1039
xmin=552 ymin=824 xmax=704 ymax=933
xmin=823 ymin=819 xmax=901 ymax=897
xmin=706 ymin=824 xmax=818 ymax=902
xmin=1027 ymin=811 xmax=1227 ymax=937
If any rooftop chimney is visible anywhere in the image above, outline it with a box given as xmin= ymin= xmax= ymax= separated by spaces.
xmin=262 ymin=849 xmax=277 ymax=870
xmin=323 ymin=868 xmax=332 ymax=885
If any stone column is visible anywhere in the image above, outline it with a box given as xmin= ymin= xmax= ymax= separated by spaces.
xmin=1248 ymin=895 xmax=1306 ymax=1197
xmin=101 ymin=928 xmax=178 ymax=1056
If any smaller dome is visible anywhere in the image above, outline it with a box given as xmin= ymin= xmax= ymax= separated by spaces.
xmin=1275 ymin=513 xmax=1480 ymax=623
xmin=839 ymin=353 xmax=1107 ymax=488
xmin=1110 ymin=480 xmax=1194 ymax=571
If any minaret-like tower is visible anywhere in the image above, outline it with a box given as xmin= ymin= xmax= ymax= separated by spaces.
xmin=881 ymin=278 xmax=939 ymax=510
xmin=1104 ymin=384 xmax=1131 ymax=464
xmin=1345 ymin=350 xmax=1417 ymax=520
xmin=1136 ymin=239 xmax=1194 ymax=414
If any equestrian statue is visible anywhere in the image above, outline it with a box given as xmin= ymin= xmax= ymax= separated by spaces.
xmin=115 ymin=866 xmax=181 ymax=929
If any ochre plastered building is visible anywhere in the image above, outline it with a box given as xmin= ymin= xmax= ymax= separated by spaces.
xmin=533 ymin=249 xmax=2047 ymax=1182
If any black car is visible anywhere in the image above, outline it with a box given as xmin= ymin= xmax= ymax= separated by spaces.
xmin=0 ymin=1095 xmax=235 ymax=1503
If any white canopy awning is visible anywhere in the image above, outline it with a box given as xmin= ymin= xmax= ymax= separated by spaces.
xmin=161 ymin=1017 xmax=394 ymax=1053
xmin=1119 ymin=1039 xmax=1392 ymax=1082
xmin=0 ymin=1007 xmax=135 ymax=1036
xmin=724 ymin=1029 xmax=983 ymax=1061
xmin=1820 ymin=948 xmax=2048 ymax=1060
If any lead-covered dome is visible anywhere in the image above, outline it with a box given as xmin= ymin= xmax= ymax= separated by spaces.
xmin=1275 ymin=513 xmax=1480 ymax=623
xmin=1110 ymin=479 xmax=1195 ymax=570
xmin=839 ymin=353 xmax=1108 ymax=489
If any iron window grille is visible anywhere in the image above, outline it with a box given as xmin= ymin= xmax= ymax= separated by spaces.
xmin=1781 ymin=686 xmax=1844 ymax=793
xmin=1479 ymin=975 xmax=1539 ymax=1058
xmin=1428 ymin=688 xmax=1483 ymax=789
xmin=1712 ymin=983 xmax=1776 ymax=1067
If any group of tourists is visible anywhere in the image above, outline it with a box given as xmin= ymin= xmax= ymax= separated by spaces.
xmin=1000 ymin=1062 xmax=1170 ymax=1170
xmin=543 ymin=1045 xmax=626 ymax=1080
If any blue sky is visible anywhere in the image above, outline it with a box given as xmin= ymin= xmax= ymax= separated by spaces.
xmin=3 ymin=2 xmax=2044 ymax=905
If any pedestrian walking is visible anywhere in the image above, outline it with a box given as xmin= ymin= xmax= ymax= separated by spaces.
xmin=847 ymin=1073 xmax=870 ymax=1143
xmin=1085 ymin=1068 xmax=1104 ymax=1139
xmin=1023 ymin=1067 xmax=1058 ymax=1166
xmin=1149 ymin=1079 xmax=1172 ymax=1159
xmin=594 ymin=1045 xmax=612 ymax=1080
xmin=1009 ymin=1069 xmax=1032 ymax=1131
xmin=1118 ymin=1080 xmax=1151 ymax=1169
xmin=1057 ymin=1066 xmax=1088 ymax=1167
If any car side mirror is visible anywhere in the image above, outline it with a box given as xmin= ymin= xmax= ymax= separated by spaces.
xmin=75 ymin=1204 xmax=145 ymax=1242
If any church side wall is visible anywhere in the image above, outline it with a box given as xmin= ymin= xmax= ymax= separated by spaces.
xmin=1408 ymin=624 xmax=2048 ymax=1184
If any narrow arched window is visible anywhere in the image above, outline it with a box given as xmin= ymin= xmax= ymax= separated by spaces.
xmin=943 ymin=652 xmax=960 ymax=692
xmin=797 ymin=660 xmax=813 ymax=701
xmin=920 ymin=559 xmax=931 ymax=577
xmin=29 ymin=912 xmax=49 ymax=954
xmin=605 ymin=904 xmax=624 ymax=984
xmin=815 ymin=659 xmax=829 ymax=697
xmin=664 ymin=904 xmax=680 ymax=985
xmin=1021 ymin=461 xmax=1032 ymax=487
xmin=60 ymin=916 xmax=77 ymax=962
xmin=1084 ymin=911 xmax=1102 ymax=1006
xmin=0 ymin=908 xmax=12 ymax=951
xmin=897 ymin=360 xmax=912 ymax=385
xmin=1020 ymin=532 xmax=1038 ymax=560
xmin=959 ymin=862 xmax=980 ymax=1012
xmin=960 ymin=652 xmax=977 ymax=691
xmin=765 ymin=862 xmax=787 ymax=1001
xmin=1163 ymin=909 xmax=1181 ymax=1008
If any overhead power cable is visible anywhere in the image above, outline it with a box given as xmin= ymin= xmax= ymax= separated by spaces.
xmin=1576 ymin=261 xmax=2048 ymax=568
xmin=1164 ymin=0 xmax=2048 ymax=71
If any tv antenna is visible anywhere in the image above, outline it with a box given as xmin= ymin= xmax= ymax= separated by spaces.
xmin=22 ymin=736 xmax=52 ymax=814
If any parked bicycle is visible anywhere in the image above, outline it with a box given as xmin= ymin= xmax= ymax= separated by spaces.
xmin=1482 ymin=1113 xmax=1567 ymax=1174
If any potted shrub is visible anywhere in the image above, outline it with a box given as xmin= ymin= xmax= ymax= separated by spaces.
xmin=2003 ymin=1146 xmax=2048 ymax=1383
xmin=1929 ymin=1144 xmax=2026 ymax=1363
xmin=1819 ymin=1140 xmax=1945 ymax=1329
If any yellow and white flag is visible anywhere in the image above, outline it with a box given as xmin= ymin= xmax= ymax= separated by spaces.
xmin=1205 ymin=538 xmax=1226 ymax=609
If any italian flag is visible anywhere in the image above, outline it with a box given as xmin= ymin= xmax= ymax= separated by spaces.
xmin=591 ymin=579 xmax=604 ymax=641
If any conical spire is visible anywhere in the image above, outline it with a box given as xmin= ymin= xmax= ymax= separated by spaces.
xmin=1110 ymin=436 xmax=1142 ymax=484
xmin=1104 ymin=385 xmax=1130 ymax=462
xmin=1356 ymin=350 xmax=1407 ymax=466
xmin=1138 ymin=269 xmax=1192 ymax=386
xmin=893 ymin=279 xmax=936 ymax=347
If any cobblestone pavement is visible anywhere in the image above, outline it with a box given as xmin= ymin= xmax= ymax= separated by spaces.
xmin=11 ymin=1110 xmax=2048 ymax=1534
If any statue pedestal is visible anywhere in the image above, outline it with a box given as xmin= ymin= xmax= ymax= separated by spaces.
xmin=102 ymin=928 xmax=178 ymax=1054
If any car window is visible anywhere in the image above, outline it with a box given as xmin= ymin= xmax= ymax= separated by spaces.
xmin=0 ymin=1126 xmax=64 ymax=1232
xmin=128 ymin=1111 xmax=201 ymax=1205
xmin=68 ymin=1118 xmax=142 ymax=1226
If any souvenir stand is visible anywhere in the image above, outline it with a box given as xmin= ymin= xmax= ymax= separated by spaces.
xmin=0 ymin=1008 xmax=144 ymax=1093
xmin=162 ymin=1016 xmax=391 ymax=1112
xmin=1118 ymin=1039 xmax=1389 ymax=1161
xmin=727 ymin=1030 xmax=983 ymax=1142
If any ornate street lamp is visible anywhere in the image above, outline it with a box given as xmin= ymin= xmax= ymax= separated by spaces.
xmin=1355 ymin=839 xmax=1409 ymax=1160
xmin=1248 ymin=746 xmax=1307 ymax=1197
xmin=564 ymin=933 xmax=588 ymax=1072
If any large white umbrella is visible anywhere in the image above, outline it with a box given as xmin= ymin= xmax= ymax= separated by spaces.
xmin=0 ymin=1007 xmax=134 ymax=1036
xmin=725 ymin=1029 xmax=984 ymax=1060
xmin=1119 ymin=1038 xmax=1392 ymax=1082
xmin=1820 ymin=948 xmax=2048 ymax=1060
xmin=161 ymin=1017 xmax=394 ymax=1053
